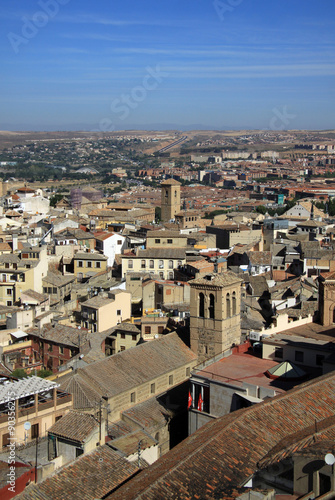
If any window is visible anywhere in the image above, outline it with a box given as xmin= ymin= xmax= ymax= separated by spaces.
xmin=128 ymin=260 xmax=133 ymax=269
xmin=232 ymin=292 xmax=237 ymax=316
xmin=151 ymin=383 xmax=155 ymax=394
xmin=59 ymin=346 xmax=64 ymax=354
xmin=53 ymin=287 xmax=57 ymax=294
xmin=149 ymin=260 xmax=154 ymax=269
xmin=43 ymin=287 xmax=47 ymax=293
xmin=141 ymin=260 xmax=146 ymax=269
xmin=31 ymin=423 xmax=39 ymax=439
xmin=5 ymin=263 xmax=9 ymax=269
xmin=159 ymin=260 xmax=164 ymax=269
xmin=186 ymin=367 xmax=190 ymax=377
xmin=95 ymin=261 xmax=101 ymax=268
xmin=6 ymin=289 xmax=12 ymax=296
xmin=55 ymin=415 xmax=62 ymax=422
xmin=132 ymin=334 xmax=137 ymax=341
xmin=168 ymin=260 xmax=173 ymax=269
xmin=87 ymin=261 xmax=92 ymax=268
xmin=158 ymin=326 xmax=164 ymax=334
xmin=120 ymin=346 xmax=125 ymax=351
xmin=117 ymin=310 xmax=121 ymax=316
xmin=168 ymin=272 xmax=174 ymax=280
xmin=130 ymin=392 xmax=136 ymax=403
xmin=169 ymin=375 xmax=173 ymax=385
xmin=78 ymin=261 xmax=83 ymax=268
xmin=120 ymin=333 xmax=125 ymax=339
xmin=167 ymin=239 xmax=173 ymax=244
xmin=209 ymin=294 xmax=215 ymax=319
xmin=159 ymin=272 xmax=164 ymax=279
xmin=2 ymin=433 xmax=10 ymax=447
xmin=275 ymin=347 xmax=283 ymax=359
xmin=226 ymin=294 xmax=231 ymax=318
xmin=316 ymin=354 xmax=325 ymax=366
xmin=117 ymin=240 xmax=122 ymax=245
xmin=295 ymin=351 xmax=304 ymax=363
xmin=6 ymin=301 xmax=12 ymax=306
xmin=76 ymin=448 xmax=83 ymax=458
xmin=155 ymin=239 xmax=161 ymax=244
xmin=199 ymin=293 xmax=205 ymax=318
xmin=145 ymin=326 xmax=151 ymax=334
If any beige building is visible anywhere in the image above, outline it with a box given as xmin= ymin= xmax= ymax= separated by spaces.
xmin=189 ymin=272 xmax=243 ymax=362
xmin=73 ymin=252 xmax=108 ymax=281
xmin=122 ymin=248 xmax=186 ymax=280
xmin=81 ymin=290 xmax=131 ymax=332
xmin=146 ymin=230 xmax=188 ymax=249
xmin=59 ymin=332 xmax=197 ymax=422
xmin=104 ymin=322 xmax=141 ymax=355
xmin=0 ymin=376 xmax=72 ymax=449
xmin=161 ymin=179 xmax=181 ymax=222
xmin=0 ymin=246 xmax=48 ymax=306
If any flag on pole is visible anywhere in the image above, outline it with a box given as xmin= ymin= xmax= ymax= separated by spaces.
xmin=188 ymin=390 xmax=192 ymax=409
xmin=197 ymin=393 xmax=203 ymax=411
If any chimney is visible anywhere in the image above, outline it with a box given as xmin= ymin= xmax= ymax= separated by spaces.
xmin=12 ymin=233 xmax=18 ymax=252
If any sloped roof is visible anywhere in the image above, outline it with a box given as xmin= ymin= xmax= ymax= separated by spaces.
xmin=48 ymin=411 xmax=99 ymax=443
xmin=266 ymin=361 xmax=307 ymax=380
xmin=107 ymin=371 xmax=335 ymax=500
xmin=71 ymin=333 xmax=197 ymax=401
xmin=190 ymin=270 xmax=242 ymax=287
xmin=14 ymin=445 xmax=138 ymax=500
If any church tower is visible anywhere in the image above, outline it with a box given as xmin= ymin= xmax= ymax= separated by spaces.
xmin=189 ymin=272 xmax=242 ymax=363
xmin=319 ymin=272 xmax=335 ymax=326
xmin=161 ymin=179 xmax=181 ymax=222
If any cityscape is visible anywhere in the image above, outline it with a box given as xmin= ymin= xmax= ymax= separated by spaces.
xmin=1 ymin=0 xmax=335 ymax=499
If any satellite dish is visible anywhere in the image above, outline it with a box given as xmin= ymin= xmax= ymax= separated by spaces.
xmin=24 ymin=421 xmax=31 ymax=431
xmin=325 ymin=453 xmax=335 ymax=465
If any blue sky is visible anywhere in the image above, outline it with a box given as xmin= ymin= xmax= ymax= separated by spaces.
xmin=0 ymin=0 xmax=334 ymax=131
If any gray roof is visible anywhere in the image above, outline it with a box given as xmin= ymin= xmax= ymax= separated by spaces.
xmin=42 ymin=273 xmax=75 ymax=287
xmin=64 ymin=333 xmax=196 ymax=402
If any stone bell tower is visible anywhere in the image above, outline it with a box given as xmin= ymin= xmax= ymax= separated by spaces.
xmin=189 ymin=272 xmax=242 ymax=363
xmin=161 ymin=179 xmax=181 ymax=222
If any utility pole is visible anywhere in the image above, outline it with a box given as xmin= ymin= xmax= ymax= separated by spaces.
xmin=35 ymin=436 xmax=38 ymax=483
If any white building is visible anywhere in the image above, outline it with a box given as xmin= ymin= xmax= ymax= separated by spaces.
xmin=95 ymin=232 xmax=127 ymax=267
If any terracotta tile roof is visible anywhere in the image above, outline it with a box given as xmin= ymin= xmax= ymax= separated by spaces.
xmin=122 ymin=397 xmax=175 ymax=434
xmin=69 ymin=333 xmax=197 ymax=402
xmin=14 ymin=444 xmax=138 ymax=500
xmin=107 ymin=371 xmax=335 ymax=500
xmin=28 ymin=324 xmax=89 ymax=348
xmin=58 ymin=373 xmax=101 ymax=410
xmin=190 ymin=270 xmax=242 ymax=287
xmin=48 ymin=410 xmax=99 ymax=443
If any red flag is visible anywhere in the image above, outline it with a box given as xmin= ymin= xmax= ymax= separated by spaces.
xmin=188 ymin=390 xmax=192 ymax=409
xmin=197 ymin=393 xmax=203 ymax=411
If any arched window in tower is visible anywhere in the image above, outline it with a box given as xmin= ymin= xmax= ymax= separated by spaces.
xmin=209 ymin=294 xmax=215 ymax=319
xmin=199 ymin=293 xmax=205 ymax=318
xmin=232 ymin=291 xmax=237 ymax=316
xmin=226 ymin=293 xmax=231 ymax=318
xmin=175 ymin=190 xmax=177 ymax=197
xmin=165 ymin=190 xmax=168 ymax=197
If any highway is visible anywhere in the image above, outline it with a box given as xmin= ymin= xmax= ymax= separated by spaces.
xmin=157 ymin=135 xmax=188 ymax=153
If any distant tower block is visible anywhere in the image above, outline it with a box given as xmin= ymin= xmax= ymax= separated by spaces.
xmin=161 ymin=179 xmax=181 ymax=222
xmin=189 ymin=272 xmax=243 ymax=363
